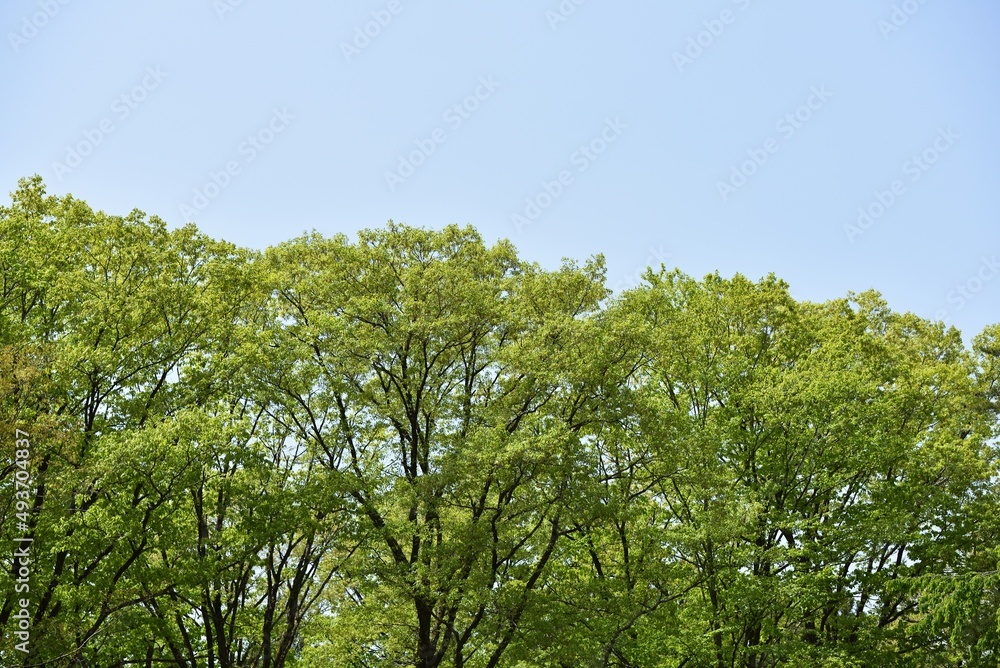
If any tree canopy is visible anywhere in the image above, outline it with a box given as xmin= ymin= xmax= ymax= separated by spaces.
xmin=1 ymin=176 xmax=998 ymax=667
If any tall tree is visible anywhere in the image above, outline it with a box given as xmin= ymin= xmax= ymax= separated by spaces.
xmin=0 ymin=177 xmax=346 ymax=667
xmin=265 ymin=224 xmax=625 ymax=667
xmin=2 ymin=177 xmax=997 ymax=667
xmin=604 ymin=271 xmax=996 ymax=667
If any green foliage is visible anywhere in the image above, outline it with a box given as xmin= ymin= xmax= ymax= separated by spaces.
xmin=0 ymin=177 xmax=996 ymax=667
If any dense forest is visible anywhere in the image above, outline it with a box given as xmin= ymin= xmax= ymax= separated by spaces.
xmin=1 ymin=175 xmax=998 ymax=667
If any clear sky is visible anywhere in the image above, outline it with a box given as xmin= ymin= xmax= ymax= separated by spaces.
xmin=2 ymin=0 xmax=998 ymax=339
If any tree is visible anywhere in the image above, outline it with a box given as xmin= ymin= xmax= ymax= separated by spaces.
xmin=1 ymin=177 xmax=997 ymax=667
xmin=605 ymin=271 xmax=996 ymax=667
xmin=265 ymin=224 xmax=625 ymax=667
xmin=0 ymin=177 xmax=346 ymax=667
xmin=900 ymin=324 xmax=1000 ymax=667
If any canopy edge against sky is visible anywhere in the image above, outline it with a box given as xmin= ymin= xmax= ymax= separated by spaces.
xmin=2 ymin=0 xmax=997 ymax=339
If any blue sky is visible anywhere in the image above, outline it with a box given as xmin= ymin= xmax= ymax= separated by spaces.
xmin=2 ymin=0 xmax=997 ymax=339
